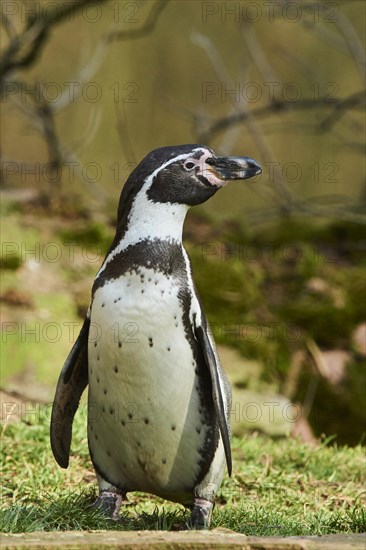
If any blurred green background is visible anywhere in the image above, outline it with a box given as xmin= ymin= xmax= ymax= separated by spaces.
xmin=1 ymin=0 xmax=365 ymax=445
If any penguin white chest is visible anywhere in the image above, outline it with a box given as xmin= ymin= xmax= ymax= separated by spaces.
xmin=88 ymin=268 xmax=211 ymax=498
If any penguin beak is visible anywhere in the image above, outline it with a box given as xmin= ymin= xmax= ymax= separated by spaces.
xmin=207 ymin=156 xmax=262 ymax=182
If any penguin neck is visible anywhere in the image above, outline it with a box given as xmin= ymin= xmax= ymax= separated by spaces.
xmin=120 ymin=194 xmax=189 ymax=247
xmin=97 ymin=192 xmax=190 ymax=278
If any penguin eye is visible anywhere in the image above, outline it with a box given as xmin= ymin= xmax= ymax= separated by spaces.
xmin=184 ymin=161 xmax=196 ymax=171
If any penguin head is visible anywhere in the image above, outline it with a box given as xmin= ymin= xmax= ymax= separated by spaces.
xmin=117 ymin=144 xmax=262 ymax=221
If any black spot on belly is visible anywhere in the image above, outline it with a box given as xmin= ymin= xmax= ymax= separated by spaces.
xmin=94 ymin=342 xmax=97 ymax=348
xmin=103 ymin=388 xmax=107 ymax=395
xmin=144 ymin=418 xmax=149 ymax=425
xmin=106 ymin=450 xmax=111 ymax=457
xmin=141 ymin=289 xmax=144 ymax=294
xmin=128 ymin=412 xmax=133 ymax=420
xmin=167 ymin=347 xmax=171 ymax=352
xmin=102 ymin=406 xmax=105 ymax=413
xmin=162 ymin=458 xmax=167 ymax=464
xmin=148 ymin=337 xmax=153 ymax=348
xmin=118 ymin=341 xmax=122 ymax=348
xmin=121 ymin=420 xmax=125 ymax=426
xmin=97 ymin=356 xmax=100 ymax=361
xmin=102 ymin=303 xmax=105 ymax=308
xmin=97 ymin=377 xmax=100 ymax=383
xmin=94 ymin=433 xmax=98 ymax=440
xmin=114 ymin=366 xmax=118 ymax=373
xmin=196 ymin=427 xmax=201 ymax=434
xmin=109 ymin=406 xmax=114 ymax=415
xmin=171 ymin=425 xmax=176 ymax=431
xmin=137 ymin=441 xmax=141 ymax=447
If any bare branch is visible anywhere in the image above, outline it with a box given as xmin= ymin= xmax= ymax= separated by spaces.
xmin=291 ymin=1 xmax=366 ymax=85
xmin=240 ymin=25 xmax=295 ymax=205
xmin=116 ymin=103 xmax=137 ymax=166
xmin=107 ymin=0 xmax=170 ymax=42
xmin=333 ymin=10 xmax=366 ymax=85
xmin=197 ymin=92 xmax=365 ymax=144
xmin=0 ymin=0 xmax=109 ymax=82
xmin=241 ymin=24 xmax=279 ymax=84
xmin=191 ymin=23 xmax=365 ymax=226
xmin=1 ymin=11 xmax=17 ymax=41
xmin=191 ymin=32 xmax=288 ymax=207
xmin=37 ymin=91 xmax=62 ymax=187
xmin=319 ymin=90 xmax=366 ymax=131
xmin=53 ymin=38 xmax=110 ymax=112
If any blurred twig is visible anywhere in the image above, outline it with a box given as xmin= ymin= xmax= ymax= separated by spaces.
xmin=0 ymin=0 xmax=109 ymax=83
xmin=107 ymin=0 xmax=170 ymax=42
xmin=37 ymin=91 xmax=62 ymax=189
xmin=295 ymin=1 xmax=366 ymax=85
xmin=191 ymin=16 xmax=365 ymax=225
xmin=1 ymin=0 xmax=170 ymax=203
xmin=333 ymin=10 xmax=366 ymax=84
xmin=197 ymin=93 xmax=365 ymax=144
xmin=319 ymin=90 xmax=366 ymax=131
xmin=4 ymin=36 xmax=106 ymax=197
xmin=240 ymin=25 xmax=294 ymax=205
xmin=116 ymin=103 xmax=137 ymax=166
xmin=191 ymin=32 xmax=293 ymax=209
xmin=1 ymin=10 xmax=17 ymax=41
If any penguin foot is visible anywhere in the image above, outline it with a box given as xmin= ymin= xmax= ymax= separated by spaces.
xmin=186 ymin=498 xmax=213 ymax=530
xmin=92 ymin=490 xmax=124 ymax=521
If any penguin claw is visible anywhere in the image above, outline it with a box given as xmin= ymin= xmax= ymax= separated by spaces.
xmin=92 ymin=491 xmax=124 ymax=521
xmin=185 ymin=498 xmax=214 ymax=530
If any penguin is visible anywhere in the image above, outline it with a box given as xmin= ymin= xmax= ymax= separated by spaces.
xmin=50 ymin=144 xmax=262 ymax=528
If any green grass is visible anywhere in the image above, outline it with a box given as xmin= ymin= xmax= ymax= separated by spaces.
xmin=1 ymin=412 xmax=365 ymax=534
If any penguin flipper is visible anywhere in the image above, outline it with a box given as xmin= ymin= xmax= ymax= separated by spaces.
xmin=194 ymin=324 xmax=232 ymax=476
xmin=50 ymin=318 xmax=89 ymax=468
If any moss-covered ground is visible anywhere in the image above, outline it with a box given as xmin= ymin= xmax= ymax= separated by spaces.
xmin=0 ymin=411 xmax=365 ymax=534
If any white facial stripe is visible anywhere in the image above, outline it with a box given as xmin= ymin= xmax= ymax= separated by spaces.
xmin=98 ymin=149 xmax=208 ymax=276
xmin=143 ymin=148 xmax=208 ymax=192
